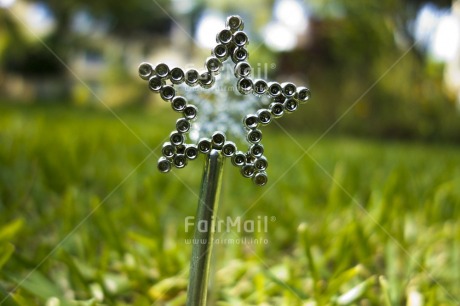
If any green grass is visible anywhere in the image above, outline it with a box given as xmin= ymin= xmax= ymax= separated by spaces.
xmin=0 ymin=104 xmax=459 ymax=305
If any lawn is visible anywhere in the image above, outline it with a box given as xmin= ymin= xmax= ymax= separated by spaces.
xmin=0 ymin=104 xmax=459 ymax=305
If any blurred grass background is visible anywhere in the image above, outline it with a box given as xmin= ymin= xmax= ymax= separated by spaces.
xmin=1 ymin=0 xmax=460 ymax=305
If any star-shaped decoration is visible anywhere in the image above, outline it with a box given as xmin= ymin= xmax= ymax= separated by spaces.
xmin=138 ymin=15 xmax=311 ymax=186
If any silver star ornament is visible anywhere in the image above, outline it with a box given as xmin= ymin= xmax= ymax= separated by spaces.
xmin=138 ymin=15 xmax=311 ymax=186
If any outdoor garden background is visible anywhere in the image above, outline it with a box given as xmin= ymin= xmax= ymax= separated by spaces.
xmin=1 ymin=0 xmax=460 ymax=305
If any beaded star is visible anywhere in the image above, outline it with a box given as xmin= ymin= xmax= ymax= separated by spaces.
xmin=138 ymin=15 xmax=311 ymax=186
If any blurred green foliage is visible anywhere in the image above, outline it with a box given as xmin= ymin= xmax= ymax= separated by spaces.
xmin=0 ymin=105 xmax=459 ymax=305
xmin=281 ymin=0 xmax=460 ymax=142
xmin=1 ymin=0 xmax=459 ymax=141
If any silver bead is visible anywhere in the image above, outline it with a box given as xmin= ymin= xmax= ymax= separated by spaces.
xmin=148 ymin=76 xmax=164 ymax=93
xmin=222 ymin=141 xmax=237 ymax=157
xmin=170 ymin=67 xmax=185 ymax=84
xmin=173 ymin=154 xmax=187 ymax=168
xmin=160 ymin=85 xmax=175 ymax=101
xmin=170 ymin=131 xmax=185 ymax=146
xmin=254 ymin=156 xmax=268 ymax=171
xmin=205 ymin=57 xmax=222 ymax=74
xmin=243 ymin=114 xmax=259 ymax=129
xmin=158 ymin=157 xmax=172 ymax=173
xmin=233 ymin=31 xmax=248 ymax=47
xmin=171 ymin=96 xmax=187 ymax=112
xmin=185 ymin=144 xmax=199 ymax=160
xmin=234 ymin=61 xmax=251 ymax=78
xmin=185 ymin=69 xmax=199 ymax=86
xmin=226 ymin=15 xmax=244 ymax=32
xmin=250 ymin=143 xmax=264 ymax=158
xmin=176 ymin=118 xmax=191 ymax=133
xmin=161 ymin=142 xmax=175 ymax=158
xmin=155 ymin=63 xmax=170 ymax=79
xmin=296 ymin=87 xmax=311 ymax=103
xmin=247 ymin=129 xmax=262 ymax=144
xmin=183 ymin=105 xmax=198 ymax=120
xmin=231 ymin=151 xmax=246 ymax=167
xmin=197 ymin=138 xmax=212 ymax=154
xmin=283 ymin=98 xmax=298 ymax=113
xmin=268 ymin=82 xmax=282 ymax=97
xmin=241 ymin=163 xmax=255 ymax=178
xmin=281 ymin=82 xmax=297 ymax=98
xmin=269 ymin=102 xmax=284 ymax=118
xmin=237 ymin=78 xmax=253 ymax=95
xmin=212 ymin=44 xmax=228 ymax=61
xmin=253 ymin=79 xmax=268 ymax=95
xmin=211 ymin=131 xmax=226 ymax=149
xmin=252 ymin=171 xmax=268 ymax=186
xmin=232 ymin=47 xmax=248 ymax=63
xmin=216 ymin=29 xmax=233 ymax=44
xmin=138 ymin=62 xmax=153 ymax=80
xmin=257 ymin=109 xmax=271 ymax=125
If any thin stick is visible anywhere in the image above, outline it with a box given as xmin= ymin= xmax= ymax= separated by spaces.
xmin=186 ymin=149 xmax=224 ymax=306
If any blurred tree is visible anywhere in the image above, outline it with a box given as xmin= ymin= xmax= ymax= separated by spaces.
xmin=282 ymin=0 xmax=460 ymax=141
xmin=1 ymin=0 xmax=172 ymax=77
xmin=33 ymin=0 xmax=172 ymax=37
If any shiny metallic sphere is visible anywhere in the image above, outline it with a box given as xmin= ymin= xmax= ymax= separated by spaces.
xmin=155 ymin=63 xmax=170 ymax=79
xmin=162 ymin=142 xmax=175 ymax=158
xmin=171 ymin=96 xmax=187 ymax=112
xmin=226 ymin=15 xmax=244 ymax=32
xmin=158 ymin=157 xmax=172 ymax=173
xmin=138 ymin=62 xmax=153 ymax=80
xmin=222 ymin=141 xmax=237 ymax=157
xmin=198 ymin=138 xmax=212 ymax=154
xmin=170 ymin=131 xmax=185 ymax=146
